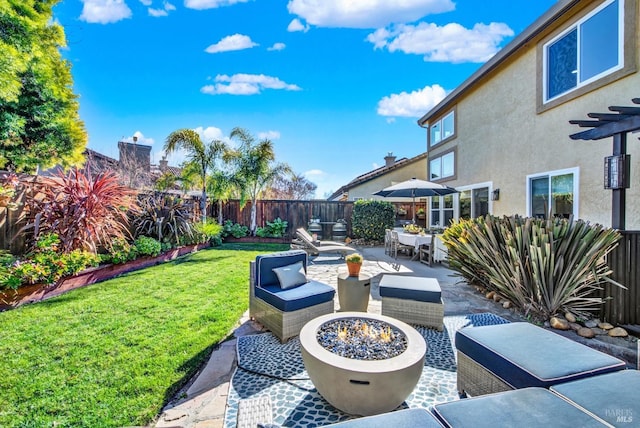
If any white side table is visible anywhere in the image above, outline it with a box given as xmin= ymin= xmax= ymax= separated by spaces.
xmin=337 ymin=272 xmax=371 ymax=312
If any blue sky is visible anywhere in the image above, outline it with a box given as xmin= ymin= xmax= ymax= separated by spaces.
xmin=53 ymin=0 xmax=557 ymax=198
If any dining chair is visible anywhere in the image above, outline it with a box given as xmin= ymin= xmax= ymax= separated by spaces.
xmin=419 ymin=236 xmax=434 ymax=267
xmin=390 ymin=230 xmax=413 ymax=259
xmin=384 ymin=229 xmax=392 ymax=255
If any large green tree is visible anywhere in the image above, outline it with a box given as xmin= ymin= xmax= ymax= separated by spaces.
xmin=0 ymin=0 xmax=86 ymax=173
xmin=164 ymin=129 xmax=228 ymax=222
xmin=226 ymin=127 xmax=291 ymax=235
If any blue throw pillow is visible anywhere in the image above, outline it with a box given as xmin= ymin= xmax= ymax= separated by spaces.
xmin=272 ymin=261 xmax=308 ymax=290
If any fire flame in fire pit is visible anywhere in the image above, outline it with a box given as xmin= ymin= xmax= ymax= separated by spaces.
xmin=317 ymin=318 xmax=407 ymax=360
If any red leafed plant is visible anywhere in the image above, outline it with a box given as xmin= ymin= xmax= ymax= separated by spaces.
xmin=20 ymin=168 xmax=139 ymax=254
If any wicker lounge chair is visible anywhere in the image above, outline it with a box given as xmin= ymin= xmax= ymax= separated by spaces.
xmin=249 ymin=250 xmax=335 ymax=342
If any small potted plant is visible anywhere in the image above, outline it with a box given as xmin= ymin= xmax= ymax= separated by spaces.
xmin=345 ymin=253 xmax=363 ymax=277
xmin=416 ymin=208 xmax=426 ymax=219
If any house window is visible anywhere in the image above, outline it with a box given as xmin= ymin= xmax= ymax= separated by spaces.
xmin=527 ymin=168 xmax=579 ymax=219
xmin=429 ymin=151 xmax=455 ymax=181
xmin=429 ymin=111 xmax=455 ymax=147
xmin=544 ymin=0 xmax=623 ymax=102
xmin=459 ymin=186 xmax=490 ymax=220
xmin=430 ymin=194 xmax=455 ymax=228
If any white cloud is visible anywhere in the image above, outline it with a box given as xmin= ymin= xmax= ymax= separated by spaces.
xmin=139 ymin=0 xmax=152 ymax=5
xmin=193 ymin=126 xmax=225 ymax=142
xmin=205 ymin=34 xmax=258 ymax=54
xmin=148 ymin=7 xmax=168 ymax=16
xmin=80 ymin=0 xmax=132 ymax=24
xmin=304 ymin=169 xmax=326 ymax=178
xmin=124 ymin=131 xmax=155 ymax=145
xmin=377 ymin=84 xmax=447 ymax=117
xmin=148 ymin=1 xmax=175 ymax=15
xmin=201 ymin=74 xmax=302 ymax=95
xmin=372 ymin=162 xmax=380 ymax=169
xmin=287 ymin=0 xmax=454 ymax=29
xmin=287 ymin=18 xmax=309 ymax=32
xmin=258 ymin=130 xmax=281 ymax=140
xmin=267 ymin=42 xmax=286 ymax=51
xmin=184 ymin=0 xmax=248 ymax=10
xmin=368 ymin=22 xmax=514 ymax=63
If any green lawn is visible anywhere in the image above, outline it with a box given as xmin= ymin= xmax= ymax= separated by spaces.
xmin=0 ymin=243 xmax=288 ymax=427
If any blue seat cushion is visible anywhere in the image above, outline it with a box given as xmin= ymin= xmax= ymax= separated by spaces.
xmin=255 ymin=280 xmax=335 ymax=312
xmin=327 ymin=408 xmax=443 ymax=427
xmin=432 ymin=387 xmax=606 ymax=428
xmin=455 ymin=322 xmax=625 ymax=389
xmin=378 ymin=275 xmax=441 ymax=303
xmin=550 ymin=370 xmax=638 ymax=426
xmin=256 ymin=250 xmax=308 ymax=288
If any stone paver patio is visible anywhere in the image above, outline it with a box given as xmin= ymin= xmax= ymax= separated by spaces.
xmin=154 ymin=245 xmax=637 ymax=428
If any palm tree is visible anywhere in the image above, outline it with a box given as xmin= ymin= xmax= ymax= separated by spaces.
xmin=207 ymin=170 xmax=236 ymax=225
xmin=226 ymin=127 xmax=291 ymax=235
xmin=164 ymin=129 xmax=227 ymax=223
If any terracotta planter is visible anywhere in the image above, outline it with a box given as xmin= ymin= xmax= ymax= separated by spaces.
xmin=0 ymin=242 xmax=210 ymax=312
xmin=346 ymin=261 xmax=362 ymax=277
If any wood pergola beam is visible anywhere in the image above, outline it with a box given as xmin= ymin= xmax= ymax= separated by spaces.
xmin=569 ymin=114 xmax=640 ymax=140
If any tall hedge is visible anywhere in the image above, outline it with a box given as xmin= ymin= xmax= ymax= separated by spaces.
xmin=351 ymin=200 xmax=395 ymax=241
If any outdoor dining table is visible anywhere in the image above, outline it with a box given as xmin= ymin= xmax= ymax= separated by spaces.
xmin=396 ymin=232 xmax=447 ymax=262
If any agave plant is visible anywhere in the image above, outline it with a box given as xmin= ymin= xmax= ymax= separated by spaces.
xmin=442 ymin=215 xmax=622 ymax=319
xmin=131 ymin=193 xmax=196 ymax=247
xmin=19 ymin=168 xmax=139 ymax=254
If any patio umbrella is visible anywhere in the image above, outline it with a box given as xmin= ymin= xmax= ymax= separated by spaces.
xmin=373 ymin=178 xmax=458 ymax=223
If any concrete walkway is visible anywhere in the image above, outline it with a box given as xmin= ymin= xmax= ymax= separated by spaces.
xmin=153 ymin=245 xmax=638 ymax=428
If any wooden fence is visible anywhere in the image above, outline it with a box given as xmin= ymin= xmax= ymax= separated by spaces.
xmin=210 ymin=199 xmax=356 ymax=240
xmin=4 ymin=191 xmax=637 ymax=325
xmin=600 ymin=230 xmax=640 ymax=325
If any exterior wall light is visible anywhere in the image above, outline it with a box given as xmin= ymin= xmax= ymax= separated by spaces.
xmin=604 ymin=155 xmax=630 ymax=189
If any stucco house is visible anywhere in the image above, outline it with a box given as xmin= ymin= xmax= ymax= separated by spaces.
xmin=417 ymin=0 xmax=639 ymax=230
xmin=328 ymin=152 xmax=428 ymax=203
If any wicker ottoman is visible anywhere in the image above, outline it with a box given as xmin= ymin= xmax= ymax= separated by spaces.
xmin=432 ymin=387 xmax=608 ymax=428
xmin=455 ymin=322 xmax=626 ymax=397
xmin=379 ymin=275 xmax=444 ymax=331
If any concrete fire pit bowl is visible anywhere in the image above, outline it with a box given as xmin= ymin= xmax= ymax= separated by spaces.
xmin=300 ymin=312 xmax=427 ymax=416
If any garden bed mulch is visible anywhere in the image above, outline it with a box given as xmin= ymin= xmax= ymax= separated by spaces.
xmin=0 ymin=242 xmax=211 ymax=311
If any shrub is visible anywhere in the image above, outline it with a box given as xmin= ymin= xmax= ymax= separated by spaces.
xmin=132 ymin=194 xmax=196 ymax=247
xmin=0 ymin=234 xmax=99 ymax=289
xmin=134 ymin=236 xmax=162 ymax=257
xmin=107 ymin=238 xmax=137 ymax=265
xmin=222 ymin=220 xmax=249 ymax=238
xmin=255 ymin=217 xmax=288 ymax=238
xmin=441 ymin=215 xmax=622 ymax=319
xmin=351 ymin=200 xmax=395 ymax=241
xmin=193 ymin=218 xmax=224 ymax=244
xmin=19 ymin=169 xmax=138 ymax=254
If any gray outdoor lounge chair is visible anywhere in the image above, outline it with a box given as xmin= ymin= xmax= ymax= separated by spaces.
xmin=294 ymin=228 xmax=357 ymax=258
xmin=296 ymin=227 xmax=348 ymax=246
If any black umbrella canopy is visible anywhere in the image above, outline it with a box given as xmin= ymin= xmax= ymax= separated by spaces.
xmin=373 ymin=178 xmax=458 ymax=223
xmin=373 ymin=178 xmax=458 ymax=198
